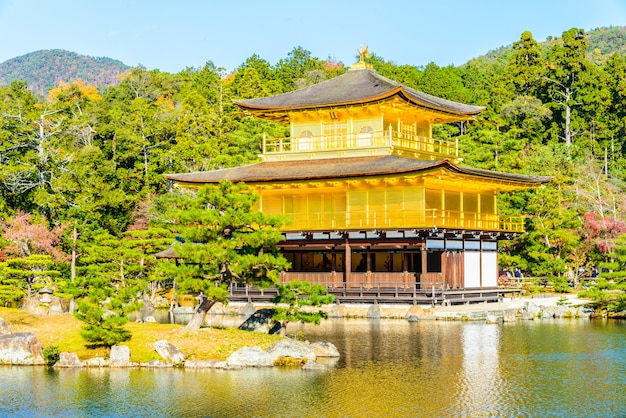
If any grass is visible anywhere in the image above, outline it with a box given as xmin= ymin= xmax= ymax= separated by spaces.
xmin=0 ymin=307 xmax=282 ymax=363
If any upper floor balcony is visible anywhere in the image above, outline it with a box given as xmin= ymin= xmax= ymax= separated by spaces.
xmin=261 ymin=128 xmax=460 ymax=162
xmin=279 ymin=208 xmax=525 ymax=233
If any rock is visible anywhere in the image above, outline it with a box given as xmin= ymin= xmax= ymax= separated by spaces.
xmin=84 ymin=357 xmax=109 ymax=367
xmin=56 ymin=352 xmax=84 ymax=367
xmin=266 ymin=339 xmax=316 ymax=362
xmin=502 ymin=311 xmax=517 ymax=322
xmin=524 ymin=301 xmax=540 ymax=315
xmin=554 ymin=306 xmax=568 ymax=318
xmin=109 ymin=345 xmax=131 ymax=367
xmin=240 ymin=302 xmax=257 ymax=317
xmin=310 ymin=341 xmax=340 ymax=358
xmin=302 ymin=359 xmax=328 ymax=370
xmin=367 ymin=303 xmax=381 ymax=319
xmin=226 ymin=346 xmax=273 ymax=368
xmin=141 ymin=360 xmax=172 ymax=368
xmin=144 ymin=316 xmax=157 ymax=323
xmin=0 ymin=332 xmax=45 ymax=365
xmin=328 ymin=304 xmax=344 ymax=318
xmin=238 ymin=308 xmax=277 ymax=333
xmin=152 ymin=340 xmax=186 ymax=365
xmin=542 ymin=306 xmax=557 ymax=318
xmin=485 ymin=314 xmax=501 ymax=324
xmin=0 ymin=318 xmax=11 ymax=335
xmin=406 ymin=305 xmax=426 ymax=321
xmin=185 ymin=360 xmax=228 ymax=369
xmin=521 ymin=311 xmax=535 ymax=320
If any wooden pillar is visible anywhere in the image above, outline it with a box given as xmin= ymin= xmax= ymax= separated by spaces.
xmin=331 ymin=251 xmax=337 ymax=287
xmin=345 ymin=241 xmax=351 ymax=286
xmin=421 ymin=248 xmax=428 ymax=289
xmin=403 ymin=250 xmax=409 ymax=288
xmin=441 ymin=251 xmax=448 ymax=289
xmin=366 ymin=250 xmax=372 ymax=288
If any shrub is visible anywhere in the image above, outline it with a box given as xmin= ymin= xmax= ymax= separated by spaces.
xmin=42 ymin=346 xmax=60 ymax=366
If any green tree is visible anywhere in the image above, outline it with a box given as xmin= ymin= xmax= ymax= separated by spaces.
xmin=152 ymin=182 xmax=289 ymax=332
xmin=272 ymin=280 xmax=334 ymax=336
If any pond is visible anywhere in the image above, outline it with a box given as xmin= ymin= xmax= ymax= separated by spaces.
xmin=1 ymin=317 xmax=624 ymax=417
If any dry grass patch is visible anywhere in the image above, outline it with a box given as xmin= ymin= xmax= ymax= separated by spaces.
xmin=0 ymin=308 xmax=282 ymax=363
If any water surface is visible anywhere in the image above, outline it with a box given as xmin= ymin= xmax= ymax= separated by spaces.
xmin=0 ymin=318 xmax=624 ymax=417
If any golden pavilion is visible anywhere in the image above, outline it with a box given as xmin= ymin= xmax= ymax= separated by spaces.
xmin=165 ymin=52 xmax=550 ymax=291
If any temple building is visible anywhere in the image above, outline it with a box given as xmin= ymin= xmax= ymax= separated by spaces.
xmin=165 ymin=51 xmax=551 ymax=291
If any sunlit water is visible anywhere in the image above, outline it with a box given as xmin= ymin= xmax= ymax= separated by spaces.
xmin=1 ymin=318 xmax=624 ymax=417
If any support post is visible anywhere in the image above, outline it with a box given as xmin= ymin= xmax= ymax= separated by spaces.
xmin=345 ymin=240 xmax=351 ymax=286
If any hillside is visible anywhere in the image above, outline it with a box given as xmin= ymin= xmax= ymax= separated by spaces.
xmin=0 ymin=49 xmax=131 ymax=96
xmin=470 ymin=25 xmax=626 ymax=66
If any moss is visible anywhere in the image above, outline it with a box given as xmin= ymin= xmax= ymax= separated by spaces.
xmin=273 ymin=356 xmax=307 ymax=367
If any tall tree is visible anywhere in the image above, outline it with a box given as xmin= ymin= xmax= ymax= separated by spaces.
xmin=152 ymin=182 xmax=289 ymax=332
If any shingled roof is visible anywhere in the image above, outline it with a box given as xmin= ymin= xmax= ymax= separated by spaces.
xmin=164 ymin=155 xmax=551 ymax=186
xmin=233 ymin=68 xmax=485 ymax=116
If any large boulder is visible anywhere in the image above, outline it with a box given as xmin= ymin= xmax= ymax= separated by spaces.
xmin=109 ymin=345 xmax=132 ymax=367
xmin=0 ymin=318 xmax=11 ymax=335
xmin=238 ymin=308 xmax=277 ymax=333
xmin=266 ymin=339 xmax=317 ymax=362
xmin=226 ymin=346 xmax=273 ymax=368
xmin=0 ymin=332 xmax=45 ymax=365
xmin=152 ymin=340 xmax=186 ymax=365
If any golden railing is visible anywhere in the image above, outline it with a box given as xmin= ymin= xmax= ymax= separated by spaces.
xmin=279 ymin=209 xmax=524 ymax=233
xmin=262 ymin=128 xmax=458 ymax=158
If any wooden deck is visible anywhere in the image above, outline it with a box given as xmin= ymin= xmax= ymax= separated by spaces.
xmin=227 ymin=282 xmax=522 ymax=306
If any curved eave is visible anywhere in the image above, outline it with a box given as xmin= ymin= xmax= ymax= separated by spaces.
xmin=234 ymin=87 xmax=484 ymax=121
xmin=164 ymin=157 xmax=552 ymax=189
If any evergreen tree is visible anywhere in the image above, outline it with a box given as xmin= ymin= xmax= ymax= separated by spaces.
xmin=152 ymin=182 xmax=289 ymax=332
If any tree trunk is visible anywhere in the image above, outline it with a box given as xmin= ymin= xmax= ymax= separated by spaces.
xmin=71 ymin=227 xmax=78 ymax=283
xmin=185 ymin=298 xmax=217 ymax=332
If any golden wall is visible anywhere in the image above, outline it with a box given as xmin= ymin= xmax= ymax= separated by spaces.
xmin=257 ymin=177 xmax=505 ymax=232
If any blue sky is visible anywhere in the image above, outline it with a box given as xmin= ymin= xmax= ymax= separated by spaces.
xmin=1 ymin=0 xmax=625 ymax=73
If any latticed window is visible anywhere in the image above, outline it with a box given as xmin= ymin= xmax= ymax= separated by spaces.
xmin=323 ymin=121 xmax=347 ymax=148
xmin=401 ymin=123 xmax=415 ymax=139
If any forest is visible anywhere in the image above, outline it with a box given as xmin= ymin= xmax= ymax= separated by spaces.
xmin=1 ymin=27 xmax=626 ymax=318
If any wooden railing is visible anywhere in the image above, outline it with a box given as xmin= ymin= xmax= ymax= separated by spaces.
xmin=227 ymin=280 xmax=522 ymax=306
xmin=262 ymin=129 xmax=458 ymax=159
xmin=281 ymin=208 xmax=525 ymax=233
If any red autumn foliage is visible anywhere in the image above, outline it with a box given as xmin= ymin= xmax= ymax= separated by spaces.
xmin=1 ymin=211 xmax=67 ymax=261
xmin=581 ymin=212 xmax=626 ymax=253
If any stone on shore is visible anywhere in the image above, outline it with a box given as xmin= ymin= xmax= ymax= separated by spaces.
xmin=502 ymin=311 xmax=517 ymax=322
xmin=226 ymin=346 xmax=273 ymax=367
xmin=0 ymin=332 xmax=45 ymax=365
xmin=84 ymin=357 xmax=109 ymax=367
xmin=367 ymin=303 xmax=381 ymax=319
xmin=0 ymin=318 xmax=11 ymax=335
xmin=57 ymin=352 xmax=84 ymax=368
xmin=266 ymin=339 xmax=317 ymax=362
xmin=485 ymin=314 xmax=501 ymax=324
xmin=153 ymin=340 xmax=186 ymax=365
xmin=109 ymin=345 xmax=133 ymax=367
